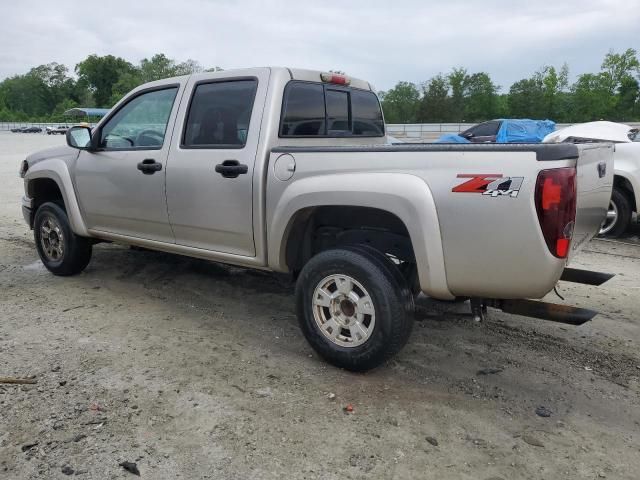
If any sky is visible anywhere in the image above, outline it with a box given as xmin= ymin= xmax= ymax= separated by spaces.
xmin=1 ymin=0 xmax=638 ymax=92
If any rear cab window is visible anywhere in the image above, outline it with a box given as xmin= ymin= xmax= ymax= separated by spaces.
xmin=280 ymin=81 xmax=384 ymax=138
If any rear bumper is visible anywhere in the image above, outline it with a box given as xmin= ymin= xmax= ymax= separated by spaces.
xmin=22 ymin=196 xmax=34 ymax=228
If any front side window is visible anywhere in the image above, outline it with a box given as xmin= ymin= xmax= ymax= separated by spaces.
xmin=100 ymin=87 xmax=178 ymax=149
xmin=183 ymin=79 xmax=258 ymax=148
xmin=280 ymin=81 xmax=384 ymax=137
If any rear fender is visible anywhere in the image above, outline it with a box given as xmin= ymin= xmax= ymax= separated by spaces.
xmin=268 ymin=172 xmax=454 ymax=300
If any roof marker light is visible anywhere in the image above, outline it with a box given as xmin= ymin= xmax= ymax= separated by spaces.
xmin=320 ymin=72 xmax=351 ymax=86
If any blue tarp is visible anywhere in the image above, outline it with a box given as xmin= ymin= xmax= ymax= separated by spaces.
xmin=434 ymin=133 xmax=471 ymax=143
xmin=495 ymin=119 xmax=555 ymax=143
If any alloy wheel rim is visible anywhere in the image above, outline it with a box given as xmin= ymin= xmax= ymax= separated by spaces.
xmin=312 ymin=274 xmax=376 ymax=348
xmin=40 ymin=215 xmax=65 ymax=262
xmin=599 ymin=200 xmax=618 ymax=235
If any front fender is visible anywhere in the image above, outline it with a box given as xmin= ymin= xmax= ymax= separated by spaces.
xmin=24 ymin=158 xmax=89 ymax=237
xmin=267 ymin=172 xmax=454 ymax=300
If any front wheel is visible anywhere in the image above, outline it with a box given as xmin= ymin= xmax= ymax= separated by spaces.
xmin=34 ymin=202 xmax=92 ymax=276
xmin=599 ymin=188 xmax=631 ymax=237
xmin=295 ymin=247 xmax=414 ymax=371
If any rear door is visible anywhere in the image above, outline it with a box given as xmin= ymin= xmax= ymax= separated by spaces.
xmin=165 ymin=69 xmax=269 ymax=256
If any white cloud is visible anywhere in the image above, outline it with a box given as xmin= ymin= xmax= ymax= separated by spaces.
xmin=0 ymin=0 xmax=638 ymax=90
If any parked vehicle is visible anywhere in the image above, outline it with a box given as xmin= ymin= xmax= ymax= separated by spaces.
xmin=544 ymin=121 xmax=639 ymax=237
xmin=457 ymin=119 xmax=555 ymax=143
xmin=11 ymin=126 xmax=39 ymax=133
xmin=22 ymin=126 xmax=43 ymax=133
xmin=20 ymin=67 xmax=614 ymax=371
xmin=46 ymin=125 xmax=69 ymax=135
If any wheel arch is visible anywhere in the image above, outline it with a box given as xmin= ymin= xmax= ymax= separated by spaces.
xmin=613 ymin=173 xmax=637 ymax=213
xmin=24 ymin=159 xmax=89 ymax=236
xmin=267 ymin=172 xmax=454 ymax=300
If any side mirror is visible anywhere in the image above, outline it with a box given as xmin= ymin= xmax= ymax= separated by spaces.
xmin=66 ymin=126 xmax=93 ymax=150
xmin=461 ymin=132 xmax=473 ymax=139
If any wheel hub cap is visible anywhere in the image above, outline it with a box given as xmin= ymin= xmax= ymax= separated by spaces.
xmin=312 ymin=274 xmax=376 ymax=348
xmin=40 ymin=215 xmax=65 ymax=261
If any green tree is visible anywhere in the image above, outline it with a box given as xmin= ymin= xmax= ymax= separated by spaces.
xmin=75 ymin=54 xmax=137 ymax=107
xmin=614 ymin=76 xmax=639 ymax=120
xmin=463 ymin=72 xmax=498 ymax=121
xmin=418 ymin=74 xmax=450 ymax=122
xmin=175 ymin=59 xmax=205 ymax=76
xmin=0 ymin=73 xmax=51 ymax=116
xmin=379 ymin=81 xmax=420 ymax=123
xmin=538 ymin=64 xmax=569 ymax=119
xmin=447 ymin=67 xmax=467 ymax=122
xmin=570 ymin=73 xmax=614 ymax=121
xmin=601 ymin=48 xmax=640 ymax=94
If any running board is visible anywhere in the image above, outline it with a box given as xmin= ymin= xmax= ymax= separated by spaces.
xmin=498 ymin=299 xmax=598 ymax=326
xmin=560 ymin=267 xmax=615 ymax=286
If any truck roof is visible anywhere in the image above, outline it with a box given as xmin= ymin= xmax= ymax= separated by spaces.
xmin=286 ymin=67 xmax=372 ymax=91
xmin=140 ymin=67 xmax=373 ymax=92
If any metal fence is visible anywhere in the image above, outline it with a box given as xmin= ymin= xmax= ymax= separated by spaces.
xmin=0 ymin=122 xmax=71 ymax=131
xmin=4 ymin=120 xmax=640 ymax=137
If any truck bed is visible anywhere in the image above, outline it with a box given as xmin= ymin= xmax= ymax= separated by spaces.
xmin=267 ymin=142 xmax=614 ymax=300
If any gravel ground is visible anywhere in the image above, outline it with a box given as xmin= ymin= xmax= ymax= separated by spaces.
xmin=1 ymin=131 xmax=639 ymax=479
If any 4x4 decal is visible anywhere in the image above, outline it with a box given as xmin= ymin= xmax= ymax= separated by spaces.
xmin=452 ymin=174 xmax=524 ymax=198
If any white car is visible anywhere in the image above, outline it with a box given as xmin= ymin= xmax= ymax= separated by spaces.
xmin=544 ymin=121 xmax=639 ymax=237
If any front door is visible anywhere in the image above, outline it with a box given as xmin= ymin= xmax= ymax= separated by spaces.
xmin=165 ymin=70 xmax=268 ymax=256
xmin=74 ymin=85 xmax=183 ymax=243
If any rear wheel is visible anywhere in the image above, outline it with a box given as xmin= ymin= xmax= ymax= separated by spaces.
xmin=34 ymin=202 xmax=92 ymax=276
xmin=295 ymin=247 xmax=413 ymax=371
xmin=599 ymin=188 xmax=631 ymax=237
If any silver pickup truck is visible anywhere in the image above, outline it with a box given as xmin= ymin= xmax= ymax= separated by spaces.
xmin=20 ymin=67 xmax=614 ymax=371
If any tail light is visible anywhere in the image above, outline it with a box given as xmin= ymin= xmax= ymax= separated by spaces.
xmin=534 ymin=167 xmax=577 ymax=259
xmin=320 ymin=72 xmax=351 ymax=86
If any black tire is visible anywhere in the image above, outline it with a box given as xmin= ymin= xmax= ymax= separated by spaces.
xmin=34 ymin=202 xmax=92 ymax=276
xmin=295 ymin=247 xmax=414 ymax=372
xmin=600 ymin=188 xmax=632 ymax=238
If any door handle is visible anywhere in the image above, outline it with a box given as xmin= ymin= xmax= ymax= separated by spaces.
xmin=137 ymin=159 xmax=162 ymax=175
xmin=215 ymin=159 xmax=248 ymax=178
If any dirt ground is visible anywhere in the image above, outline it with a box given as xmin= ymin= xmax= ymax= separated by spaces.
xmin=1 ymin=131 xmax=639 ymax=480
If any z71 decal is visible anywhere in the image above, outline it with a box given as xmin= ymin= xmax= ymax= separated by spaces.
xmin=452 ymin=174 xmax=524 ymax=198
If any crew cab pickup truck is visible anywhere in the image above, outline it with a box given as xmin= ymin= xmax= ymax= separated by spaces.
xmin=20 ymin=67 xmax=615 ymax=371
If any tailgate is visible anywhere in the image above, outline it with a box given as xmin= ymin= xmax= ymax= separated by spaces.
xmin=569 ymin=143 xmax=614 ymax=258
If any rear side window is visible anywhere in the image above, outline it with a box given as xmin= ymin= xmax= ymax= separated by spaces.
xmin=280 ymin=81 xmax=384 ymax=137
xmin=183 ymin=79 xmax=258 ymax=148
xmin=352 ymin=90 xmax=384 ymax=135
